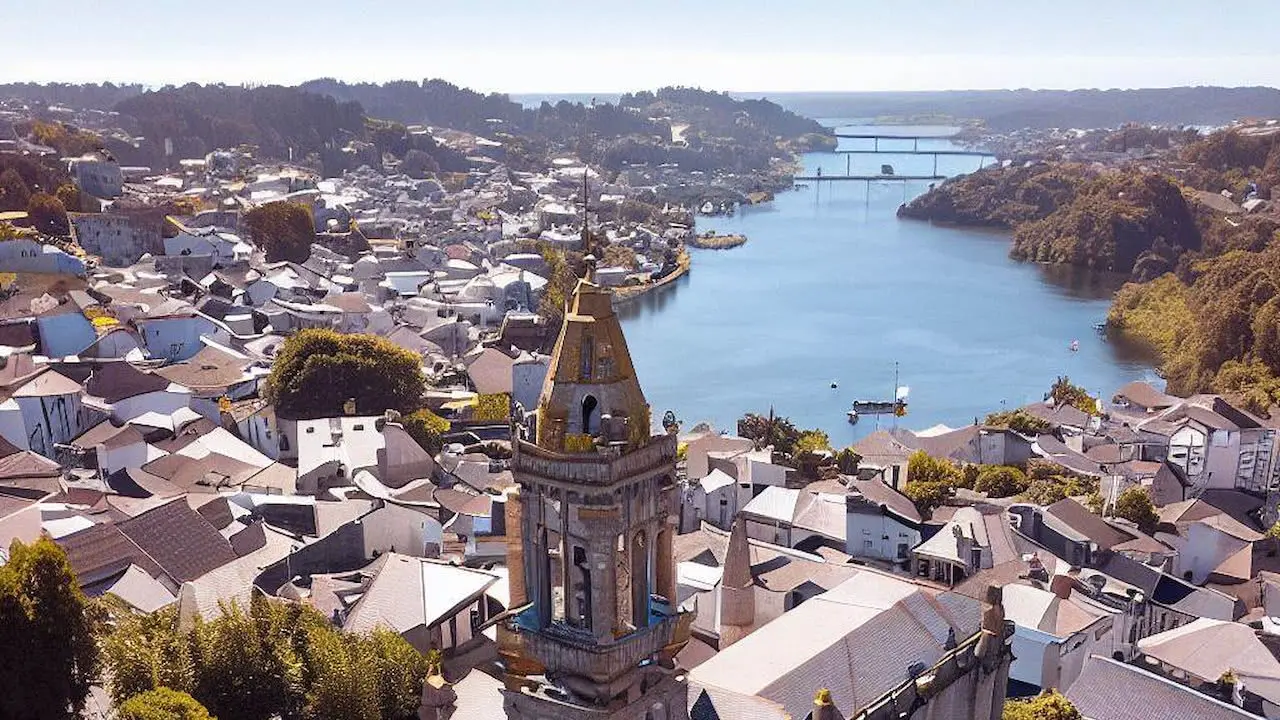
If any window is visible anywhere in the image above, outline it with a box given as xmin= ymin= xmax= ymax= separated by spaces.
xmin=580 ymin=337 xmax=594 ymax=379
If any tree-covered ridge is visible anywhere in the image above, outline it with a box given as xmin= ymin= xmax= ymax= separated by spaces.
xmin=112 ymin=84 xmax=366 ymax=171
xmin=1010 ymin=171 xmax=1200 ymax=281
xmin=900 ymin=164 xmax=1201 ymax=279
xmin=898 ymin=163 xmax=1090 ymax=228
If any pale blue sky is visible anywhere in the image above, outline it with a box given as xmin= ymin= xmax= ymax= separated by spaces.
xmin=7 ymin=0 xmax=1277 ymax=92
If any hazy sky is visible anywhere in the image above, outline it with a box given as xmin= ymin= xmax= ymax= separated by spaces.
xmin=7 ymin=0 xmax=1278 ymax=93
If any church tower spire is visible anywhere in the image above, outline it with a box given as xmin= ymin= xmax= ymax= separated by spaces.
xmin=500 ymin=279 xmax=690 ymax=720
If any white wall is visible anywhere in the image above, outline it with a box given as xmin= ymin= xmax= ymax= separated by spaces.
xmin=378 ymin=423 xmax=437 ymax=488
xmin=0 ymin=401 xmax=29 ymax=450
xmin=238 ymin=414 xmax=280 ymax=461
xmin=17 ymin=393 xmax=89 ymax=458
xmin=362 ymin=504 xmax=444 ymax=558
xmin=512 ymin=359 xmax=549 ymax=412
xmin=1010 ymin=625 xmax=1057 ymax=690
xmin=112 ymin=389 xmax=191 ymax=423
xmin=845 ymin=510 xmax=919 ymax=562
xmin=743 ymin=457 xmax=787 ymax=487
xmin=1159 ymin=524 xmax=1249 ymax=584
xmin=99 ymin=439 xmax=149 ymax=475
xmin=686 ymin=435 xmax=754 ymax=480
xmin=137 ymin=316 xmax=214 ymax=361
xmin=703 ymin=482 xmax=752 ymax=531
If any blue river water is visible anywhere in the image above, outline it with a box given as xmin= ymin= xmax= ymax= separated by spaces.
xmin=617 ymin=126 xmax=1161 ymax=445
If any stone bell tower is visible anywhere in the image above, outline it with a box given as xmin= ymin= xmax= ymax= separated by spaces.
xmin=499 ymin=277 xmax=691 ymax=720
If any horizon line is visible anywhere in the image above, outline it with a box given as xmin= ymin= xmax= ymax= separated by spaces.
xmin=2 ymin=79 xmax=1280 ymax=97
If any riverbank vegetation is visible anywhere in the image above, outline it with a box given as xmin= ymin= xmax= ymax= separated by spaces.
xmin=903 ymin=126 xmax=1280 ymax=412
xmin=687 ymin=232 xmax=746 ymax=250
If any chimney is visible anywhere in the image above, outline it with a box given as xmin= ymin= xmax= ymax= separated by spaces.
xmin=719 ymin=518 xmax=756 ymax=633
xmin=504 ymin=488 xmax=526 ymax=607
xmin=811 ymin=688 xmax=839 ymax=720
xmin=1050 ymin=574 xmax=1075 ymax=600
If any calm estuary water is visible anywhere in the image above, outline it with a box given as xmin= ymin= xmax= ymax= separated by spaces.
xmin=618 ymin=126 xmax=1161 ymax=445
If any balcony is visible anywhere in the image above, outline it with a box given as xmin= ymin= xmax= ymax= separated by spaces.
xmin=512 ymin=435 xmax=677 ymax=487
xmin=513 ymin=608 xmax=688 ymax=685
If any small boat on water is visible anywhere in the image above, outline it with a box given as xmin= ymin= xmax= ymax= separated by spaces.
xmin=1069 ymin=339 xmax=1080 ymax=352
xmin=847 ymin=400 xmax=908 ymax=424
xmin=847 ymin=377 xmax=909 ymax=424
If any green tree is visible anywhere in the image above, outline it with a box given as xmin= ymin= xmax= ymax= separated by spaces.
xmin=903 ymin=480 xmax=954 ymax=517
xmin=103 ymin=607 xmax=193 ymax=705
xmin=1114 ymin=486 xmax=1160 ymax=534
xmin=244 ymin=201 xmax=315 ymax=263
xmin=190 ymin=597 xmax=302 ymax=720
xmin=1002 ymin=690 xmax=1082 ymax=720
xmin=0 ymin=537 xmax=101 ymax=720
xmin=984 ymin=409 xmax=1052 ymax=435
xmin=363 ymin=629 xmax=429 ymax=720
xmin=834 ymin=447 xmax=861 ymax=474
xmin=304 ymin=628 xmax=379 ymax=720
xmin=795 ymin=430 xmax=831 ymax=455
xmin=902 ymin=451 xmax=962 ymax=516
xmin=264 ymin=329 xmax=426 ymax=419
xmin=538 ymin=245 xmax=579 ymax=326
xmin=117 ymin=688 xmax=213 ymax=720
xmin=1050 ymin=376 xmax=1098 ymax=415
xmin=0 ymin=168 xmax=32 ymax=211
xmin=793 ymin=429 xmax=832 ymax=478
xmin=737 ymin=410 xmax=802 ymax=457
xmin=975 ymin=465 xmax=1031 ymax=498
xmin=1267 ymin=520 xmax=1280 ymax=541
xmin=27 ymin=191 xmax=70 ymax=236
xmin=907 ymin=450 xmax=960 ymax=486
xmin=601 ymin=243 xmax=638 ymax=270
xmin=55 ymin=183 xmax=82 ymax=214
xmin=402 ymin=408 xmax=450 ymax=455
xmin=1084 ymin=490 xmax=1105 ymax=514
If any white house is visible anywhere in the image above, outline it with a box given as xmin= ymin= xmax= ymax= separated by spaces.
xmin=0 ymin=238 xmax=86 ymax=276
xmin=844 ymin=478 xmax=922 ymax=563
xmin=1001 ymin=577 xmax=1121 ymax=695
xmin=740 ymin=486 xmax=845 ymax=549
xmin=1146 ymin=397 xmax=1276 ymax=494
xmin=163 ymin=230 xmax=251 ymax=267
xmin=331 ymin=553 xmax=499 ymax=655
xmin=1156 ymin=511 xmax=1263 ymax=585
xmin=0 ymin=367 xmax=94 ymax=459
xmin=687 ymin=468 xmax=753 ymax=532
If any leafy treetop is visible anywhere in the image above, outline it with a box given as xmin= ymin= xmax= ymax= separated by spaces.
xmin=0 ymin=537 xmax=101 ymax=720
xmin=264 ymin=329 xmax=426 ymax=420
xmin=244 ymin=201 xmax=315 ymax=263
xmin=117 ymin=688 xmax=213 ymax=720
xmin=1050 ymin=376 xmax=1098 ymax=415
xmin=1002 ymin=690 xmax=1082 ymax=720
xmin=1113 ymin=486 xmax=1160 ymax=534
